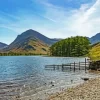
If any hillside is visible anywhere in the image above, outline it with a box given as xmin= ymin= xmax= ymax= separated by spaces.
xmin=89 ymin=33 xmax=100 ymax=44
xmin=2 ymin=29 xmax=53 ymax=55
xmin=89 ymin=42 xmax=100 ymax=60
xmin=0 ymin=29 xmax=61 ymax=55
xmin=12 ymin=29 xmax=59 ymax=46
xmin=5 ymin=39 xmax=49 ymax=55
xmin=0 ymin=42 xmax=8 ymax=49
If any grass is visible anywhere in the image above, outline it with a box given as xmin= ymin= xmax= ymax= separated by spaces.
xmin=89 ymin=42 xmax=100 ymax=61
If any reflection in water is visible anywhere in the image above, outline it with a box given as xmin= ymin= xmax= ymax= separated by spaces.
xmin=0 ymin=56 xmax=98 ymax=99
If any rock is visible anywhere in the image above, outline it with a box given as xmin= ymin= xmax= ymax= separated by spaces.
xmin=71 ymin=80 xmax=73 ymax=83
xmin=89 ymin=60 xmax=100 ymax=70
xmin=81 ymin=77 xmax=89 ymax=81
xmin=50 ymin=81 xmax=55 ymax=86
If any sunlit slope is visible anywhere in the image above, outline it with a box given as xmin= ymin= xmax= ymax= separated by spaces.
xmin=2 ymin=29 xmax=49 ymax=55
xmin=89 ymin=43 xmax=100 ymax=60
xmin=9 ymin=39 xmax=49 ymax=54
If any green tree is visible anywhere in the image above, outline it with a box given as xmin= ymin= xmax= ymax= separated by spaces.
xmin=50 ymin=36 xmax=90 ymax=57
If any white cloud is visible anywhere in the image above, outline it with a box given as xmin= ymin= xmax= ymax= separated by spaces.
xmin=1 ymin=0 xmax=100 ymax=44
xmin=68 ymin=0 xmax=100 ymax=37
xmin=38 ymin=0 xmax=100 ymax=38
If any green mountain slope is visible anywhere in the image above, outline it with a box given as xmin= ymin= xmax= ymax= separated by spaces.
xmin=2 ymin=29 xmax=50 ymax=55
xmin=89 ymin=42 xmax=100 ymax=60
xmin=7 ymin=39 xmax=48 ymax=54
xmin=11 ymin=29 xmax=59 ymax=46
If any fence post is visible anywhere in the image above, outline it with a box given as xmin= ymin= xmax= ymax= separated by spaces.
xmin=62 ymin=64 xmax=64 ymax=71
xmin=74 ymin=62 xmax=75 ymax=72
xmin=85 ymin=58 xmax=87 ymax=72
xmin=89 ymin=61 xmax=91 ymax=69
xmin=70 ymin=63 xmax=71 ymax=71
xmin=54 ymin=65 xmax=56 ymax=70
xmin=79 ymin=62 xmax=80 ymax=70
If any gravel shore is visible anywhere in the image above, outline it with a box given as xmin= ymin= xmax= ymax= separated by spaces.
xmin=48 ymin=78 xmax=100 ymax=100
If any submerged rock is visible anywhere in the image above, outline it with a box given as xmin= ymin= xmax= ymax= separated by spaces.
xmin=81 ymin=77 xmax=89 ymax=81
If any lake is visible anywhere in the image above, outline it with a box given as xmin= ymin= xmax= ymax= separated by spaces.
xmin=0 ymin=56 xmax=98 ymax=100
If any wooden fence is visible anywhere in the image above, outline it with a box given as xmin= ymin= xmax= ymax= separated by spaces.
xmin=45 ymin=58 xmax=90 ymax=72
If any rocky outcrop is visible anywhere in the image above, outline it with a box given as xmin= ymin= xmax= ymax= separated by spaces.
xmin=89 ymin=60 xmax=100 ymax=70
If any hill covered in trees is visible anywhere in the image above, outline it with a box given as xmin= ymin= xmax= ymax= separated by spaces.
xmin=50 ymin=36 xmax=90 ymax=57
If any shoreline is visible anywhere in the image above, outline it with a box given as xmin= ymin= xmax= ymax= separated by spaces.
xmin=11 ymin=71 xmax=100 ymax=100
xmin=11 ymin=79 xmax=84 ymax=100
xmin=48 ymin=77 xmax=100 ymax=100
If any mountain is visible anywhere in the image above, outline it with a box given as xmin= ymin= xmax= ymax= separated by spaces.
xmin=14 ymin=29 xmax=59 ymax=46
xmin=0 ymin=42 xmax=8 ymax=49
xmin=89 ymin=42 xmax=100 ymax=60
xmin=89 ymin=33 xmax=100 ymax=44
xmin=2 ymin=29 xmax=60 ymax=54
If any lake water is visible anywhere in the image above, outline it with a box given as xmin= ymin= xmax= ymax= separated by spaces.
xmin=0 ymin=56 xmax=99 ymax=100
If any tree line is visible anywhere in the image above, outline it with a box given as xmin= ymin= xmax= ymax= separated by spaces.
xmin=0 ymin=52 xmax=44 ymax=56
xmin=50 ymin=36 xmax=90 ymax=57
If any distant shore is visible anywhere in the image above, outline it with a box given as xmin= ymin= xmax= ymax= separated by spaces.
xmin=48 ymin=77 xmax=100 ymax=100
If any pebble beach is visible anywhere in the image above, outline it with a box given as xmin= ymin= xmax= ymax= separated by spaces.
xmin=48 ymin=77 xmax=100 ymax=100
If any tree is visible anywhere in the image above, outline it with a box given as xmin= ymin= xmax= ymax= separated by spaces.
xmin=50 ymin=36 xmax=90 ymax=57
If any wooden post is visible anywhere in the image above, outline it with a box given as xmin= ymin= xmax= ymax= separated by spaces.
xmin=74 ymin=62 xmax=75 ymax=72
xmin=62 ymin=64 xmax=64 ymax=71
xmin=87 ymin=58 xmax=91 ymax=70
xmin=57 ymin=65 xmax=59 ymax=70
xmin=54 ymin=65 xmax=55 ymax=70
xmin=79 ymin=62 xmax=80 ymax=70
xmin=85 ymin=58 xmax=86 ymax=72
xmin=88 ymin=59 xmax=91 ymax=70
xmin=89 ymin=61 xmax=91 ymax=69
xmin=70 ymin=63 xmax=71 ymax=71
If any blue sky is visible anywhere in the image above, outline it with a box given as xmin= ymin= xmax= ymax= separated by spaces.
xmin=0 ymin=0 xmax=99 ymax=44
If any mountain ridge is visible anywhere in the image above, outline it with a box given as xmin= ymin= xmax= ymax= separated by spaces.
xmin=16 ymin=29 xmax=60 ymax=45
xmin=89 ymin=33 xmax=100 ymax=44
xmin=1 ymin=29 xmax=60 ymax=54
xmin=0 ymin=42 xmax=8 ymax=49
xmin=1 ymin=29 xmax=100 ymax=55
